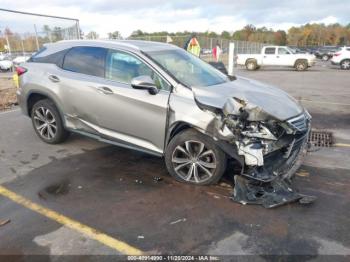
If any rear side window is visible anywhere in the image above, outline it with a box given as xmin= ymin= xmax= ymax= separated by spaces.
xmin=63 ymin=47 xmax=107 ymax=77
xmin=30 ymin=48 xmax=68 ymax=67
xmin=265 ymin=48 xmax=276 ymax=54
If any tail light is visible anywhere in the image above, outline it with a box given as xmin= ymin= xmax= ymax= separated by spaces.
xmin=16 ymin=66 xmax=27 ymax=76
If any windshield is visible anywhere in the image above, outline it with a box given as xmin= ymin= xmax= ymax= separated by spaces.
xmin=145 ymin=49 xmax=229 ymax=87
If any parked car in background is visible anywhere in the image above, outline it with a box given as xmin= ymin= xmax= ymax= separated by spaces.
xmin=200 ymin=48 xmax=212 ymax=55
xmin=236 ymin=46 xmax=316 ymax=71
xmin=13 ymin=56 xmax=30 ymax=65
xmin=331 ymin=46 xmax=350 ymax=70
xmin=306 ymin=47 xmax=319 ymax=54
xmin=0 ymin=59 xmax=13 ymax=72
xmin=16 ymin=40 xmax=311 ymax=207
xmin=288 ymin=46 xmax=308 ymax=54
xmin=314 ymin=46 xmax=340 ymax=61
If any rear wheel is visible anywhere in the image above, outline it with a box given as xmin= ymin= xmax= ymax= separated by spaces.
xmin=31 ymin=99 xmax=69 ymax=144
xmin=246 ymin=60 xmax=257 ymax=71
xmin=322 ymin=54 xmax=329 ymax=61
xmin=340 ymin=59 xmax=350 ymax=70
xmin=295 ymin=60 xmax=308 ymax=71
xmin=165 ymin=129 xmax=226 ymax=185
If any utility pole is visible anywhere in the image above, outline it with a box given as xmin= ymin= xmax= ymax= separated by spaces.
xmin=34 ymin=24 xmax=40 ymax=50
xmin=5 ymin=31 xmax=11 ymax=56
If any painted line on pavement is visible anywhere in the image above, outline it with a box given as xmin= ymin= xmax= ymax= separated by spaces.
xmin=0 ymin=109 xmax=20 ymax=115
xmin=0 ymin=185 xmax=144 ymax=255
xmin=334 ymin=143 xmax=350 ymax=148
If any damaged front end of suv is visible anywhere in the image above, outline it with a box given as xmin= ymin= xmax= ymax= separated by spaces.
xmin=193 ymin=87 xmax=315 ymax=208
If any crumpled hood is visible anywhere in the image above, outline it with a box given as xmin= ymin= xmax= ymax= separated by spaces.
xmin=192 ymin=76 xmax=304 ymax=121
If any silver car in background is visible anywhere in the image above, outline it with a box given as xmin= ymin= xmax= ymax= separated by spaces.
xmin=16 ymin=40 xmax=312 ymax=208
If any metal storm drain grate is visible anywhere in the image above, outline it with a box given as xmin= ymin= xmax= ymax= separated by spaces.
xmin=308 ymin=130 xmax=333 ymax=147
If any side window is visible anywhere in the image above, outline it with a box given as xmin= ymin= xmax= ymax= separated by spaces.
xmin=278 ymin=48 xmax=290 ymax=55
xmin=265 ymin=47 xmax=276 ymax=55
xmin=63 ymin=47 xmax=107 ymax=77
xmin=30 ymin=48 xmax=68 ymax=67
xmin=105 ymin=50 xmax=171 ymax=91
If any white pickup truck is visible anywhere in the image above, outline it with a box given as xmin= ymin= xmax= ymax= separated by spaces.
xmin=236 ymin=46 xmax=316 ymax=71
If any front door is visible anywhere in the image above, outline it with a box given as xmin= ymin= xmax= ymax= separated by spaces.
xmin=92 ymin=49 xmax=172 ymax=155
xmin=276 ymin=47 xmax=294 ymax=66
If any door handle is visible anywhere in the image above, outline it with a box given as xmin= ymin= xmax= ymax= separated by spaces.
xmin=96 ymin=86 xmax=113 ymax=95
xmin=263 ymin=56 xmax=267 ymax=58
xmin=48 ymin=74 xmax=60 ymax=83
xmin=276 ymin=56 xmax=280 ymax=58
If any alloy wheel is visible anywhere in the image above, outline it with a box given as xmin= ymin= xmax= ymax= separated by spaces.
xmin=171 ymin=140 xmax=217 ymax=183
xmin=341 ymin=60 xmax=350 ymax=70
xmin=33 ymin=107 xmax=57 ymax=140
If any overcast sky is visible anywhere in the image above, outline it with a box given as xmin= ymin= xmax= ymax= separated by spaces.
xmin=0 ymin=0 xmax=349 ymax=37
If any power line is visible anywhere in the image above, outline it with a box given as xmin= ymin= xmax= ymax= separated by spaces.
xmin=0 ymin=8 xmax=79 ymax=21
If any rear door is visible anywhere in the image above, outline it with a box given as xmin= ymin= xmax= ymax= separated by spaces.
xmin=262 ymin=47 xmax=277 ymax=65
xmin=58 ymin=46 xmax=108 ymax=131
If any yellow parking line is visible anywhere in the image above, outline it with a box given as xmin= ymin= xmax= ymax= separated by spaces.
xmin=0 ymin=185 xmax=143 ymax=255
xmin=334 ymin=143 xmax=350 ymax=148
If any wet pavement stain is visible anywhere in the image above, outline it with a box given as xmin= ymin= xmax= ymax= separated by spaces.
xmin=44 ymin=179 xmax=71 ymax=196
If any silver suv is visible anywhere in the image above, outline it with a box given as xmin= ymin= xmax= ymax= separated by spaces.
xmin=17 ymin=40 xmax=310 ymax=202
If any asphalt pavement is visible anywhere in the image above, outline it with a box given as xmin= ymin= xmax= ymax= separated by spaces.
xmin=0 ymin=60 xmax=349 ymax=260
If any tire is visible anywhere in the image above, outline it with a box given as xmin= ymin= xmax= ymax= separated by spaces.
xmin=245 ymin=59 xmax=257 ymax=71
xmin=31 ymin=99 xmax=70 ymax=144
xmin=322 ymin=54 xmax=329 ymax=61
xmin=165 ymin=129 xmax=227 ymax=185
xmin=340 ymin=59 xmax=350 ymax=70
xmin=295 ymin=60 xmax=308 ymax=71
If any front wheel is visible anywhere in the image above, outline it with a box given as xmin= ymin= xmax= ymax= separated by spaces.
xmin=295 ymin=60 xmax=308 ymax=71
xmin=165 ymin=129 xmax=227 ymax=185
xmin=340 ymin=59 xmax=350 ymax=70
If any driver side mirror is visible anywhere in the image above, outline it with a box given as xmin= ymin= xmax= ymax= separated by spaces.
xmin=131 ymin=75 xmax=159 ymax=95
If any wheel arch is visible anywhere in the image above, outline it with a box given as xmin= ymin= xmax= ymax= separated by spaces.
xmin=245 ymin=58 xmax=257 ymax=65
xmin=340 ymin=58 xmax=350 ymax=64
xmin=165 ymin=121 xmax=244 ymax=166
xmin=294 ymin=58 xmax=308 ymax=67
xmin=26 ymin=90 xmax=66 ymax=126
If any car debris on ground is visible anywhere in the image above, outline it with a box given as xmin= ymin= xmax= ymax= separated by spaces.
xmin=170 ymin=218 xmax=187 ymax=225
xmin=0 ymin=219 xmax=10 ymax=227
xmin=153 ymin=176 xmax=163 ymax=182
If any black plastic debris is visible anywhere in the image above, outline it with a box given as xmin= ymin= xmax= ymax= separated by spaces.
xmin=231 ymin=175 xmax=316 ymax=208
xmin=153 ymin=177 xmax=163 ymax=182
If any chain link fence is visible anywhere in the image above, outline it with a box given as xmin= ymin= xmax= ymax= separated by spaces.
xmin=128 ymin=35 xmax=268 ymax=67
xmin=0 ymin=9 xmax=80 ymax=58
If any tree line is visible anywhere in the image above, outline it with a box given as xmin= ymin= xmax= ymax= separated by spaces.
xmin=128 ymin=23 xmax=350 ymax=46
xmin=2 ymin=22 xmax=350 ymax=53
